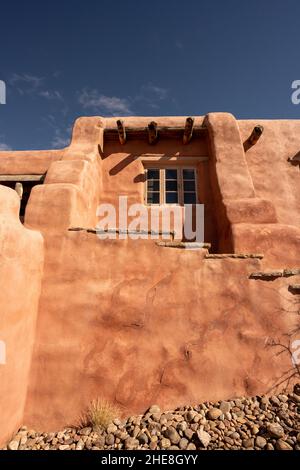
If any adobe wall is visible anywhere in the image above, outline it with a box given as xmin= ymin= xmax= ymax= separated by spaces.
xmin=23 ymin=232 xmax=300 ymax=430
xmin=0 ymin=186 xmax=43 ymax=444
xmin=0 ymin=113 xmax=299 ymax=443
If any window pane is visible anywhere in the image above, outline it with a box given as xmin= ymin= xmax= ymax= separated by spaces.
xmin=147 ymin=180 xmax=159 ymax=191
xmin=147 ymin=192 xmax=160 ymax=204
xmin=184 ymin=180 xmax=196 ymax=192
xmin=166 ymin=180 xmax=178 ymax=191
xmin=183 ymin=169 xmax=195 ymax=180
xmin=147 ymin=169 xmax=160 ymax=180
xmin=184 ymin=192 xmax=196 ymax=204
xmin=165 ymin=169 xmax=177 ymax=180
xmin=166 ymin=192 xmax=178 ymax=204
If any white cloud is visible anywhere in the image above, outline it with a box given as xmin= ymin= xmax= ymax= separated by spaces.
xmin=0 ymin=134 xmax=11 ymax=151
xmin=0 ymin=142 xmax=11 ymax=151
xmin=78 ymin=89 xmax=132 ymax=115
xmin=140 ymin=83 xmax=168 ymax=100
xmin=10 ymin=73 xmax=44 ymax=94
xmin=38 ymin=90 xmax=63 ymax=101
xmin=51 ymin=126 xmax=72 ymax=148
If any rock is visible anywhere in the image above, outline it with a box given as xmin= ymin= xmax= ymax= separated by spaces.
xmin=184 ymin=428 xmax=194 ymax=440
xmin=187 ymin=443 xmax=197 ymax=450
xmin=207 ymin=408 xmax=222 ymax=420
xmin=105 ymin=434 xmax=115 ymax=446
xmin=270 ymin=396 xmax=280 ymax=406
xmin=177 ymin=422 xmax=187 ymax=432
xmin=8 ymin=440 xmax=19 ymax=451
xmin=297 ymin=432 xmax=300 ymax=444
xmin=152 ymin=413 xmax=161 ymax=422
xmin=169 ymin=445 xmax=180 ymax=450
xmin=76 ymin=439 xmax=84 ymax=450
xmin=275 ymin=440 xmax=293 ymax=451
xmin=106 ymin=424 xmax=117 ymax=434
xmin=160 ymin=438 xmax=171 ymax=449
xmin=58 ymin=444 xmax=69 ymax=450
xmin=164 ymin=426 xmax=180 ymax=445
xmin=186 ymin=410 xmax=197 ymax=422
xmin=79 ymin=427 xmax=91 ymax=436
xmin=220 ymin=401 xmax=231 ymax=413
xmin=266 ymin=443 xmax=274 ymax=450
xmin=242 ymin=438 xmax=254 ymax=448
xmin=124 ymin=437 xmax=139 ymax=450
xmin=267 ymin=423 xmax=284 ymax=439
xmin=278 ymin=394 xmax=288 ymax=403
xmin=138 ymin=433 xmax=148 ymax=445
xmin=178 ymin=438 xmax=189 ymax=450
xmin=149 ymin=405 xmax=161 ymax=414
xmin=197 ymin=428 xmax=211 ymax=448
xmin=93 ymin=437 xmax=105 ymax=448
xmin=255 ymin=436 xmax=267 ymax=449
xmin=293 ymin=383 xmax=300 ymax=396
xmin=251 ymin=425 xmax=260 ymax=435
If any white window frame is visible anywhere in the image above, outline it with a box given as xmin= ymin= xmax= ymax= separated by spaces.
xmin=144 ymin=167 xmax=197 ymax=206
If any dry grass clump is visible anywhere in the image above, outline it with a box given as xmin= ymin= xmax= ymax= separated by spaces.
xmin=84 ymin=398 xmax=120 ymax=430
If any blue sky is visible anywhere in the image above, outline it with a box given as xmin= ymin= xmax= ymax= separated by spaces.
xmin=1 ymin=0 xmax=300 ymax=150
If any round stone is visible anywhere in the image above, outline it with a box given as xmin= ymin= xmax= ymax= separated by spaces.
xmin=138 ymin=433 xmax=148 ymax=445
xmin=124 ymin=437 xmax=139 ymax=450
xmin=207 ymin=408 xmax=222 ymax=420
xmin=160 ymin=438 xmax=171 ymax=449
xmin=187 ymin=443 xmax=197 ymax=450
xmin=267 ymin=423 xmax=284 ymax=439
xmin=275 ymin=440 xmax=293 ymax=451
xmin=8 ymin=440 xmax=19 ymax=451
xmin=164 ymin=426 xmax=180 ymax=445
xmin=149 ymin=405 xmax=161 ymax=415
xmin=220 ymin=401 xmax=231 ymax=413
xmin=179 ymin=438 xmax=189 ymax=450
xmin=255 ymin=436 xmax=267 ymax=449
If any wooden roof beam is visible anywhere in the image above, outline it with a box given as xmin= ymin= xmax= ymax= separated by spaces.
xmin=183 ymin=117 xmax=194 ymax=144
xmin=116 ymin=119 xmax=126 ymax=145
xmin=248 ymin=125 xmax=264 ymax=146
xmin=148 ymin=121 xmax=158 ymax=145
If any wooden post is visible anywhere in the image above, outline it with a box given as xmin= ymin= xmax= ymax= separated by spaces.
xmin=116 ymin=119 xmax=126 ymax=145
xmin=248 ymin=125 xmax=264 ymax=146
xmin=183 ymin=117 xmax=194 ymax=144
xmin=14 ymin=182 xmax=23 ymax=200
xmin=148 ymin=121 xmax=158 ymax=145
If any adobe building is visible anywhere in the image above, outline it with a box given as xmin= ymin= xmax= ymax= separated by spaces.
xmin=0 ymin=113 xmax=299 ymax=445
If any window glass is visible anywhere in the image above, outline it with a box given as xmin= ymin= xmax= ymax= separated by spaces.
xmin=147 ymin=169 xmax=160 ymax=180
xmin=147 ymin=179 xmax=160 ymax=191
xmin=166 ymin=192 xmax=178 ymax=204
xmin=184 ymin=192 xmax=196 ymax=204
xmin=165 ymin=169 xmax=178 ymax=180
xmin=147 ymin=192 xmax=160 ymax=204
xmin=183 ymin=169 xmax=195 ymax=180
xmin=166 ymin=180 xmax=178 ymax=191
xmin=183 ymin=180 xmax=196 ymax=192
xmin=146 ymin=168 xmax=197 ymax=205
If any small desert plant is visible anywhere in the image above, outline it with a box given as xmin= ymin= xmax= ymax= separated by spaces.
xmin=84 ymin=398 xmax=120 ymax=430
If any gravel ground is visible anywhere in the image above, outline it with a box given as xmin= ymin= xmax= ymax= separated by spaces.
xmin=3 ymin=385 xmax=300 ymax=451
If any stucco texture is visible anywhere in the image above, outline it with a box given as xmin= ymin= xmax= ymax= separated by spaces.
xmin=0 ymin=113 xmax=299 ymax=443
